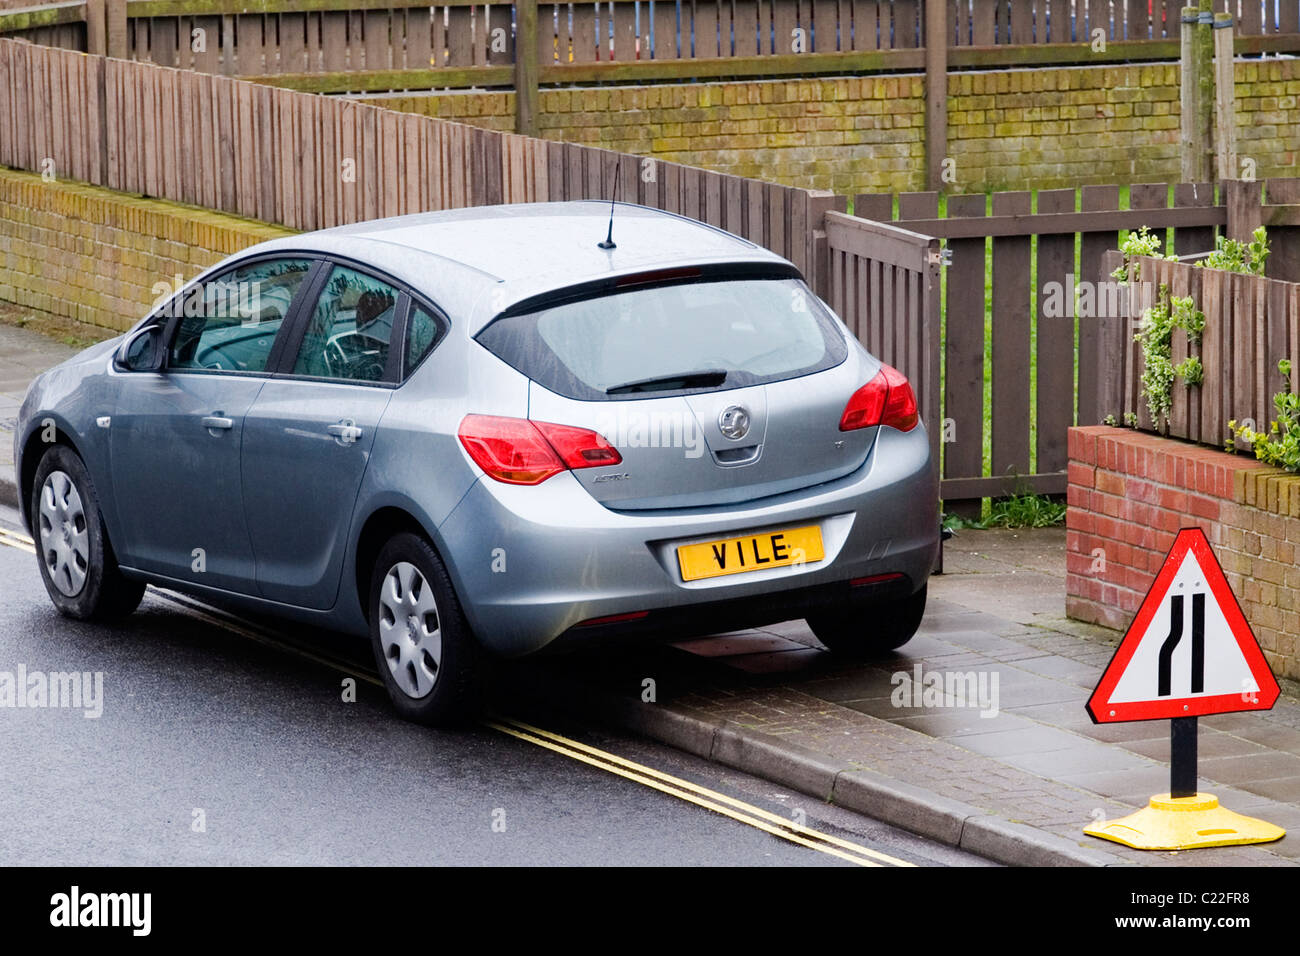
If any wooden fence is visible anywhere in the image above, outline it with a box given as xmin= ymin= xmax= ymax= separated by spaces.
xmin=1098 ymin=252 xmax=1300 ymax=452
xmin=853 ymin=179 xmax=1300 ymax=513
xmin=125 ymin=0 xmax=509 ymax=77
xmin=9 ymin=0 xmax=1300 ymax=181
xmin=0 ymin=36 xmax=833 ymax=277
xmin=7 ymin=0 xmax=1300 ymax=83
xmin=0 ymin=0 xmax=83 ymax=49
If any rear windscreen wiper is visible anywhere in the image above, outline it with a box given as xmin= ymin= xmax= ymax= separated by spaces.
xmin=605 ymin=369 xmax=728 ymax=395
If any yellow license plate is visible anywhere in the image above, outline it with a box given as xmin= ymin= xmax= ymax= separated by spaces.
xmin=676 ymin=525 xmax=825 ymax=582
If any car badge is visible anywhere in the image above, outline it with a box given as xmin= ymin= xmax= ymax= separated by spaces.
xmin=718 ymin=405 xmax=751 ymax=441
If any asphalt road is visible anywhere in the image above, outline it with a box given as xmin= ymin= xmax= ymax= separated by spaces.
xmin=0 ymin=501 xmax=989 ymax=867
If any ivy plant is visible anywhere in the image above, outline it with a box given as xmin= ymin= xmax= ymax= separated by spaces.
xmin=1112 ymin=225 xmax=1176 ymax=282
xmin=1133 ymin=285 xmax=1206 ymax=431
xmin=1198 ymin=226 xmax=1270 ymax=276
xmin=1173 ymin=355 xmax=1203 ymax=387
xmin=1231 ymin=360 xmax=1300 ymax=472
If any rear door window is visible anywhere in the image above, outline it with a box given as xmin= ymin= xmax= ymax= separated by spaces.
xmin=290 ymin=264 xmax=401 ymax=383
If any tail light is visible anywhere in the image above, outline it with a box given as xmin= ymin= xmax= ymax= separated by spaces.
xmin=839 ymin=363 xmax=919 ymax=433
xmin=458 ymin=415 xmax=622 ymax=485
xmin=532 ymin=421 xmax=622 ymax=470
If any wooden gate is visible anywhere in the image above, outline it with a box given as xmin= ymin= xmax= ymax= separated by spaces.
xmin=823 ymin=210 xmax=942 ymax=479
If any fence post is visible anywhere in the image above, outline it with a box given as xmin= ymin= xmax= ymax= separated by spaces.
xmin=922 ymin=233 xmax=942 ymax=573
xmin=1224 ymin=179 xmax=1262 ymax=242
xmin=1098 ymin=250 xmax=1128 ymax=426
xmin=85 ymin=0 xmax=106 ymax=56
xmin=1196 ymin=0 xmax=1215 ymax=179
xmin=1179 ymin=7 xmax=1196 ymax=181
xmin=514 ymin=0 xmax=539 ymax=137
xmin=807 ymin=191 xmax=847 ymax=301
xmin=1213 ymin=12 xmax=1238 ymax=181
xmin=1179 ymin=3 xmax=1214 ymax=182
xmin=106 ymin=0 xmax=127 ymax=59
xmin=924 ymin=0 xmax=948 ymax=191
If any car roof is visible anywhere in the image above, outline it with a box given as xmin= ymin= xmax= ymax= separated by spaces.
xmin=249 ymin=202 xmax=795 ymax=331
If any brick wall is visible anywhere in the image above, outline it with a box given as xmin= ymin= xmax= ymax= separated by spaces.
xmin=0 ymin=167 xmax=293 ymax=334
xmin=368 ymin=58 xmax=1300 ymax=194
xmin=1068 ymin=425 xmax=1300 ymax=681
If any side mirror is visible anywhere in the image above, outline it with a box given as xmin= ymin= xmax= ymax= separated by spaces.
xmin=115 ymin=325 xmax=164 ymax=372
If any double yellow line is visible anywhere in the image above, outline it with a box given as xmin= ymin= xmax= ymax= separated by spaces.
xmin=0 ymin=526 xmax=35 ymax=554
xmin=0 ymin=524 xmax=912 ymax=867
xmin=490 ymin=716 xmax=914 ymax=867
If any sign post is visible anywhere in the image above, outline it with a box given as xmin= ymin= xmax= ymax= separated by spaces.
xmin=1083 ymin=528 xmax=1285 ymax=850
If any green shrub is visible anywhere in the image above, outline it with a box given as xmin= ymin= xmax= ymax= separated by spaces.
xmin=1133 ymin=286 xmax=1205 ymax=430
xmin=1231 ymin=360 xmax=1300 ymax=472
xmin=1112 ymin=225 xmax=1175 ymax=282
xmin=1198 ymin=226 xmax=1270 ymax=276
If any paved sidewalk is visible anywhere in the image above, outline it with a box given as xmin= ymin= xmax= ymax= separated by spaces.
xmin=511 ymin=528 xmax=1300 ymax=866
xmin=0 ymin=319 xmax=82 ymax=508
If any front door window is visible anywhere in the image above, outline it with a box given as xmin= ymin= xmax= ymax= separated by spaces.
xmin=169 ymin=258 xmax=313 ymax=373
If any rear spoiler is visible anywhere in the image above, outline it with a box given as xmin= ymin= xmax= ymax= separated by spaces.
xmin=479 ymin=261 xmax=803 ymax=332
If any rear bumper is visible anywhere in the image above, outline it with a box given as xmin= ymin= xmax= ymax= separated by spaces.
xmin=546 ymin=572 xmax=915 ymax=653
xmin=437 ymin=423 xmax=939 ymax=657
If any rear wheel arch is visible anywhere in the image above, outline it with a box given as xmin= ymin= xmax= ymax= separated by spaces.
xmin=353 ymin=506 xmax=444 ymax=623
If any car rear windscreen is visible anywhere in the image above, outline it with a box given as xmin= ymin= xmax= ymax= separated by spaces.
xmin=476 ymin=277 xmax=849 ymax=401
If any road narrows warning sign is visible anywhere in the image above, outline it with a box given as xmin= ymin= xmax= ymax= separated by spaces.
xmin=1083 ymin=527 xmax=1285 ymax=851
xmin=1086 ymin=527 xmax=1280 ymax=723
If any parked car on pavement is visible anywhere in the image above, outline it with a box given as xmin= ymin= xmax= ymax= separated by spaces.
xmin=15 ymin=202 xmax=940 ymax=724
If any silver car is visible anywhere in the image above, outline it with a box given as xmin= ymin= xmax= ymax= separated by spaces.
xmin=14 ymin=202 xmax=939 ymax=724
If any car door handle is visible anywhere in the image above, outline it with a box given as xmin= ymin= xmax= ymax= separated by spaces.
xmin=327 ymin=421 xmax=363 ymax=445
xmin=201 ymin=415 xmax=234 ymax=431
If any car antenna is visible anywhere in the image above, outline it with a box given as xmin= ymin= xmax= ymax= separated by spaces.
xmin=597 ymin=157 xmax=621 ymax=250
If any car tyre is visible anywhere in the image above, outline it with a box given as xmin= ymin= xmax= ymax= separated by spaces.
xmin=369 ymin=532 xmax=481 ymax=725
xmin=31 ymin=444 xmax=145 ymax=621
xmin=806 ymin=584 xmax=927 ymax=657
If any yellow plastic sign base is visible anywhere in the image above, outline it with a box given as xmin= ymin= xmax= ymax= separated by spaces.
xmin=1084 ymin=793 xmax=1286 ymax=850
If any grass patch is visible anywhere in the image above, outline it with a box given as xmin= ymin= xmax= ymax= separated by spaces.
xmin=944 ymin=492 xmax=1067 ymax=531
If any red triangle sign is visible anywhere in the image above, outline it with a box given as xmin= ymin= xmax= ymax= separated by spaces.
xmin=1087 ymin=527 xmax=1280 ymax=723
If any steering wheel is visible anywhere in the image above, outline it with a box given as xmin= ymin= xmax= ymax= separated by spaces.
xmin=325 ymin=337 xmax=351 ymax=378
xmin=325 ymin=332 xmax=387 ymax=381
